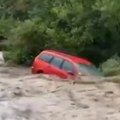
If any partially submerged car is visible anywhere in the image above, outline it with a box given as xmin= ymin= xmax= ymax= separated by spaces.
xmin=32 ymin=50 xmax=103 ymax=79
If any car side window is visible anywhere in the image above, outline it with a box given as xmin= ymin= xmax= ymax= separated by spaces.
xmin=62 ymin=60 xmax=74 ymax=73
xmin=50 ymin=57 xmax=63 ymax=68
xmin=40 ymin=53 xmax=53 ymax=63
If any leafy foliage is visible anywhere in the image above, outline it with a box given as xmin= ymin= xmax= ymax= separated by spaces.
xmin=1 ymin=0 xmax=120 ymax=67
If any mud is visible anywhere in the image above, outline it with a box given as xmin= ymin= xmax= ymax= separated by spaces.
xmin=0 ymin=52 xmax=120 ymax=120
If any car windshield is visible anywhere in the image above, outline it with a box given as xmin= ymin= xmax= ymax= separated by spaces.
xmin=76 ymin=63 xmax=104 ymax=77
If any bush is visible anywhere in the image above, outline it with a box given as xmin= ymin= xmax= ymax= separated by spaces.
xmin=6 ymin=20 xmax=52 ymax=65
xmin=102 ymin=55 xmax=120 ymax=76
xmin=0 ymin=18 xmax=15 ymax=38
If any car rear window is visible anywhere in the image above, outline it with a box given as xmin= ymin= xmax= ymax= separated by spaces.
xmin=40 ymin=53 xmax=53 ymax=63
xmin=50 ymin=57 xmax=63 ymax=68
xmin=62 ymin=60 xmax=74 ymax=73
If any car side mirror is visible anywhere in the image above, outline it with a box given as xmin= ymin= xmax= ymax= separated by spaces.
xmin=67 ymin=71 xmax=74 ymax=76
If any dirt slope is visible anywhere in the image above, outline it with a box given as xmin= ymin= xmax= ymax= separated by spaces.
xmin=0 ymin=64 xmax=120 ymax=120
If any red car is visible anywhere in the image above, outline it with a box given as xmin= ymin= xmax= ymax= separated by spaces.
xmin=32 ymin=50 xmax=103 ymax=79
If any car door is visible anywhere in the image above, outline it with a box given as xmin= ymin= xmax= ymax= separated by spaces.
xmin=61 ymin=60 xmax=76 ymax=79
xmin=47 ymin=56 xmax=68 ymax=78
xmin=37 ymin=53 xmax=54 ymax=73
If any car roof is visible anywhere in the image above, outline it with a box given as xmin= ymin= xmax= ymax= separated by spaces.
xmin=42 ymin=50 xmax=92 ymax=65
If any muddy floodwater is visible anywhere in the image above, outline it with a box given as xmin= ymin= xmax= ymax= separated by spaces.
xmin=0 ymin=59 xmax=120 ymax=120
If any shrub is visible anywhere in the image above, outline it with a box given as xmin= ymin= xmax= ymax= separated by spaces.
xmin=102 ymin=55 xmax=120 ymax=76
xmin=0 ymin=18 xmax=15 ymax=38
xmin=6 ymin=20 xmax=51 ymax=65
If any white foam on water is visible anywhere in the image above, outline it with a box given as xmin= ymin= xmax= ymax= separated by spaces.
xmin=0 ymin=51 xmax=4 ymax=65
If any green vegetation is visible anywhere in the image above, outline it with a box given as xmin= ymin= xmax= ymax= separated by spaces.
xmin=102 ymin=55 xmax=120 ymax=76
xmin=0 ymin=0 xmax=120 ymax=70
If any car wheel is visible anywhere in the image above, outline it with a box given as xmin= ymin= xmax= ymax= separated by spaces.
xmin=37 ymin=70 xmax=43 ymax=74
